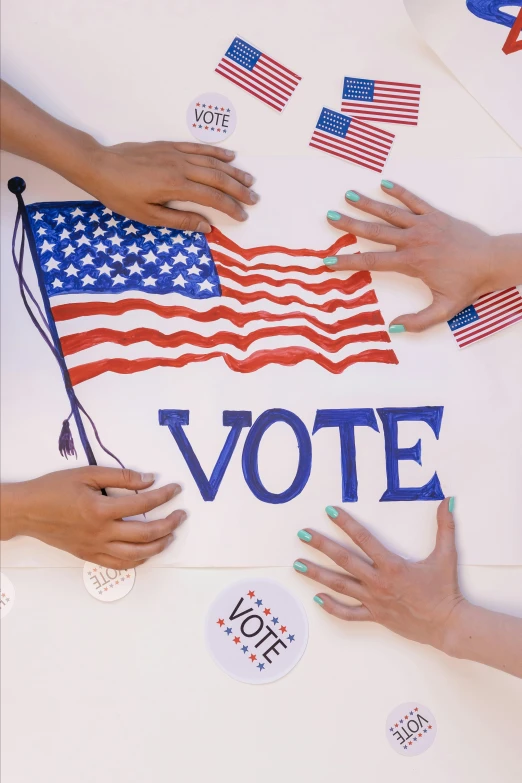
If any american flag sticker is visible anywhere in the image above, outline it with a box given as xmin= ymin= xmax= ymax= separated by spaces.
xmin=341 ymin=77 xmax=421 ymax=125
xmin=25 ymin=201 xmax=397 ymax=386
xmin=309 ymin=108 xmax=395 ymax=173
xmin=215 ymin=36 xmax=301 ymax=112
xmin=448 ymin=287 xmax=522 ymax=348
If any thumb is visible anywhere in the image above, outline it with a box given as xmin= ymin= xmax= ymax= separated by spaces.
xmin=434 ymin=497 xmax=457 ymax=556
xmin=389 ymin=297 xmax=453 ymax=333
xmin=149 ymin=205 xmax=211 ymax=234
xmin=83 ymin=467 xmax=155 ymax=491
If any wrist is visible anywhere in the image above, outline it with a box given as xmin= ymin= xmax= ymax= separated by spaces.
xmin=0 ymin=482 xmax=30 ymax=539
xmin=45 ymin=127 xmax=103 ymax=194
xmin=486 ymin=234 xmax=522 ymax=291
xmin=439 ymin=598 xmax=472 ymax=659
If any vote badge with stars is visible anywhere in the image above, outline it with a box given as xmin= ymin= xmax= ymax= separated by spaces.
xmin=205 ymin=579 xmax=308 ymax=684
xmin=82 ymin=562 xmax=135 ymax=603
xmin=385 ymin=702 xmax=437 ymax=757
xmin=186 ymin=92 xmax=237 ymax=143
xmin=1 ymin=572 xmax=16 ymax=619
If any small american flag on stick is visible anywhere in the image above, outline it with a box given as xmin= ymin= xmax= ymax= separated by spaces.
xmin=309 ymin=108 xmax=394 ymax=173
xmin=215 ymin=36 xmax=301 ymax=112
xmin=341 ymin=77 xmax=421 ymax=125
xmin=448 ymin=287 xmax=522 ymax=348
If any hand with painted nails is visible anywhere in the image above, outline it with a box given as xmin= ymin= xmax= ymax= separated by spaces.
xmin=294 ymin=501 xmax=522 ymax=678
xmin=0 ymin=468 xmax=186 ymax=568
xmin=324 ymin=181 xmax=522 ymax=333
xmin=1 ymin=80 xmax=258 ymax=233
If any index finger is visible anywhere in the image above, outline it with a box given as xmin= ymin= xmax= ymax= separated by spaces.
xmin=325 ymin=506 xmax=391 ymax=563
xmin=108 ymin=509 xmax=187 ymax=543
xmin=380 ymin=181 xmax=434 ymax=215
xmin=171 ymin=141 xmax=237 ymax=162
xmin=107 ymin=483 xmax=181 ymax=518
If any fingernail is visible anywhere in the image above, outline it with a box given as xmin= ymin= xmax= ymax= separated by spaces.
xmin=141 ymin=473 xmax=154 ymax=482
xmin=389 ymin=324 xmax=406 ymax=333
xmin=448 ymin=496 xmax=456 ymax=513
xmin=313 ymin=595 xmax=324 ymax=606
xmin=327 ymin=210 xmax=342 ymax=221
xmin=168 ymin=534 xmax=175 ymax=543
xmin=293 ymin=560 xmax=308 ymax=573
xmin=323 ymin=256 xmax=338 ymax=266
xmin=244 ymin=173 xmax=254 ymax=186
xmin=381 ymin=179 xmax=394 ymax=189
xmin=178 ymin=510 xmax=188 ymax=523
xmin=197 ymin=222 xmax=211 ymax=233
xmin=249 ymin=190 xmax=260 ymax=203
xmin=345 ymin=190 xmax=360 ymax=202
xmin=225 ymin=150 xmax=236 ymax=159
xmin=172 ymin=483 xmax=182 ymax=496
xmin=325 ymin=505 xmax=338 ymax=519
xmin=297 ymin=529 xmax=312 ymax=542
xmin=238 ymin=210 xmax=248 ymax=221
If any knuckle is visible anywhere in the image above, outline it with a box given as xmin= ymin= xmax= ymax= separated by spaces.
xmin=137 ymin=525 xmax=155 ymax=543
xmin=204 ymin=155 xmax=219 ymax=168
xmin=353 ymin=527 xmax=372 ymax=550
xmin=382 ymin=204 xmax=399 ymax=221
xmin=362 ymin=252 xmax=377 ymax=270
xmin=176 ymin=214 xmax=195 ymax=231
xmin=211 ymin=169 xmax=227 ymax=187
xmin=366 ymin=222 xmax=382 ymax=240
xmin=121 ymin=468 xmax=134 ymax=485
xmin=331 ymin=576 xmax=348 ymax=595
xmin=337 ymin=552 xmax=353 ymax=573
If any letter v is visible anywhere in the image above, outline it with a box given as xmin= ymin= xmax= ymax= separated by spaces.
xmin=158 ymin=410 xmax=252 ymax=501
xmin=229 ymin=597 xmax=253 ymax=621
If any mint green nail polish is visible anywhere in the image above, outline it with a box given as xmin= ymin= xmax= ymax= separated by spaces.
xmin=449 ymin=496 xmax=456 ymax=513
xmin=345 ymin=190 xmax=360 ymax=202
xmin=381 ymin=180 xmax=394 ymax=189
xmin=325 ymin=505 xmax=338 ymax=519
xmin=313 ymin=595 xmax=324 ymax=606
xmin=389 ymin=324 xmax=405 ymax=334
xmin=323 ymin=256 xmax=338 ymax=266
xmin=297 ymin=529 xmax=312 ymax=542
xmin=327 ymin=210 xmax=341 ymax=221
xmin=293 ymin=560 xmax=308 ymax=573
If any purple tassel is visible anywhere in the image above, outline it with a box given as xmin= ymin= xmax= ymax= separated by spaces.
xmin=58 ymin=419 xmax=77 ymax=459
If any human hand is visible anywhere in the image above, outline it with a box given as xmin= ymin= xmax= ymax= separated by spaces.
xmin=0 ymin=467 xmax=185 ymax=568
xmin=293 ymin=499 xmax=465 ymax=651
xmin=80 ymin=141 xmax=258 ymax=233
xmin=324 ymin=181 xmax=522 ymax=332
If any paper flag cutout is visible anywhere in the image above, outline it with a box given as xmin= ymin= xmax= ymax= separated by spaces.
xmin=83 ymin=562 xmax=135 ymax=602
xmin=448 ymin=287 xmax=522 ymax=348
xmin=386 ymin=702 xmax=437 ymax=756
xmin=309 ymin=108 xmax=394 ymax=173
xmin=1 ymin=572 xmax=15 ymax=619
xmin=341 ymin=76 xmax=421 ymax=126
xmin=205 ymin=578 xmax=308 ymax=684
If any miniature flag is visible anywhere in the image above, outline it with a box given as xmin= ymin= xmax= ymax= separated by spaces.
xmin=309 ymin=108 xmax=394 ymax=173
xmin=215 ymin=36 xmax=301 ymax=112
xmin=341 ymin=77 xmax=421 ymax=125
xmin=448 ymin=287 xmax=522 ymax=348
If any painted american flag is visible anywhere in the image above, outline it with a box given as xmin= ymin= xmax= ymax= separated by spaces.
xmin=448 ymin=287 xmax=522 ymax=348
xmin=341 ymin=77 xmax=421 ymax=126
xmin=25 ymin=201 xmax=397 ymax=386
xmin=215 ymin=36 xmax=301 ymax=112
xmin=309 ymin=108 xmax=395 ymax=173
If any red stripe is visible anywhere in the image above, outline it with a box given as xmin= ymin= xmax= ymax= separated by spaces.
xmin=259 ymin=52 xmax=301 ymax=81
xmin=215 ymin=67 xmax=282 ymax=111
xmin=210 ymin=250 xmax=339 ymax=276
xmin=61 ymin=324 xmax=390 ymax=356
xmin=474 ymin=287 xmax=517 ymax=307
xmin=349 ymin=117 xmax=395 ymax=139
xmin=69 ymin=347 xmax=399 ymax=385
xmin=456 ymin=311 xmax=522 ymax=347
xmin=345 ymin=129 xmax=391 ymax=156
xmin=222 ymin=285 xmax=378 ymax=312
xmin=310 ymin=140 xmax=383 ymax=173
xmin=254 ymin=61 xmax=295 ymax=95
xmin=313 ymin=130 xmax=387 ymax=162
xmin=208 ymin=225 xmax=358 ymax=261
xmin=475 ymin=289 xmax=520 ymax=313
xmin=215 ymin=263 xmax=365 ymax=294
xmin=344 ymin=99 xmax=419 ymax=109
xmin=216 ymin=62 xmax=285 ymax=109
xmin=221 ymin=58 xmax=289 ymax=102
xmin=343 ymin=106 xmax=418 ymax=120
xmin=375 ymin=80 xmax=421 ymax=88
xmin=455 ymin=303 xmax=522 ymax=340
xmin=374 ymin=83 xmax=421 ymax=92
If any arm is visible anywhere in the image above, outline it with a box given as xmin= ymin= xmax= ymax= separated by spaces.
xmin=323 ymin=181 xmax=522 ymax=332
xmin=0 ymin=79 xmax=258 ymax=232
xmin=293 ymin=499 xmax=522 ymax=678
xmin=1 ymin=468 xmax=186 ymax=568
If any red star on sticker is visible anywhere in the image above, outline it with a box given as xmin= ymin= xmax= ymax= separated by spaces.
xmin=428 ymin=725 xmax=432 ymax=730
xmin=204 ymin=126 xmax=208 ymax=130
xmin=93 ymin=568 xmax=97 ymax=572
xmin=196 ymin=102 xmax=201 ymax=106
xmin=418 ymin=733 xmax=422 ymax=737
xmin=208 ymin=104 xmax=213 ymax=109
xmin=394 ymin=723 xmax=398 ymax=728
xmin=279 ymin=625 xmax=287 ymax=633
xmin=414 ymin=707 xmax=418 ymax=712
xmin=233 ymin=636 xmax=241 ymax=644
xmin=115 ymin=581 xmax=119 ymax=585
xmin=192 ymin=123 xmax=196 ymax=127
xmin=217 ymin=128 xmax=221 ymax=132
xmin=404 ymin=715 xmax=408 ymax=720
xmin=247 ymin=591 xmax=255 ymax=599
xmin=249 ymin=654 xmax=257 ymax=662
xmin=104 ymin=587 xmax=108 ymax=591
xmin=263 ymin=608 xmax=271 ymax=616
xmin=408 ymin=741 xmax=412 ymax=746
xmin=217 ymin=619 xmax=225 ymax=627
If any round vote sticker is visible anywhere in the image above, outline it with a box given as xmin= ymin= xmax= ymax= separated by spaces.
xmin=186 ymin=92 xmax=237 ymax=143
xmin=205 ymin=579 xmax=308 ymax=684
xmin=83 ymin=562 xmax=135 ymax=602
xmin=1 ymin=572 xmax=16 ymax=619
xmin=386 ymin=702 xmax=437 ymax=756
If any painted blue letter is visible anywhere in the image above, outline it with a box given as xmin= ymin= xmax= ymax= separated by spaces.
xmin=313 ymin=409 xmax=379 ymax=502
xmin=158 ymin=409 xmax=252 ymax=501
xmin=377 ymin=407 xmax=444 ymax=501
xmin=242 ymin=409 xmax=312 ymax=504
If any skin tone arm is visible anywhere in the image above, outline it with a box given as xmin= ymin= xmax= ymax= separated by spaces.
xmin=293 ymin=500 xmax=522 ymax=678
xmin=323 ymin=181 xmax=522 ymax=332
xmin=0 ymin=79 xmax=259 ymax=233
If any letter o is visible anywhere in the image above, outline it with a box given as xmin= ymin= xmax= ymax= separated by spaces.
xmin=203 ymin=111 xmax=214 ymax=124
xmin=106 ymin=569 xmax=118 ymax=580
xmin=407 ymin=720 xmax=419 ymax=733
xmin=241 ymin=615 xmax=264 ymax=637
xmin=242 ymin=408 xmax=312 ymax=504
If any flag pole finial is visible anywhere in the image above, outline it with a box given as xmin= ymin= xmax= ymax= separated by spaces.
xmin=8 ymin=177 xmax=26 ymax=194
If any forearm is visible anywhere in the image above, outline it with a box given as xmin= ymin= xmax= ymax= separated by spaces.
xmin=489 ymin=234 xmax=522 ymax=290
xmin=444 ymin=600 xmax=522 ymax=678
xmin=0 ymin=79 xmax=99 ymax=187
xmin=0 ymin=483 xmax=27 ymax=540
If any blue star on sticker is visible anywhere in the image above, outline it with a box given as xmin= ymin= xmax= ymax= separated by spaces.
xmin=202 ymin=104 xmax=206 ymax=107
xmin=255 ymin=599 xmax=263 ymax=607
xmin=413 ymin=738 xmax=417 ymax=742
xmin=211 ymin=127 xmax=215 ymax=131
xmin=225 ymin=627 xmax=232 ymax=635
xmin=198 ymin=125 xmax=202 ymax=128
xmin=287 ymin=634 xmax=295 ymax=643
xmin=400 ymin=719 xmax=403 ymax=724
xmin=389 ymin=728 xmax=393 ymax=733
xmin=423 ymin=729 xmax=427 ymax=733
xmin=257 ymin=663 xmax=265 ymax=671
xmin=271 ymin=616 xmax=279 ymax=625
xmin=241 ymin=645 xmax=249 ymax=654
xmin=410 ymin=711 xmax=414 ymax=715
